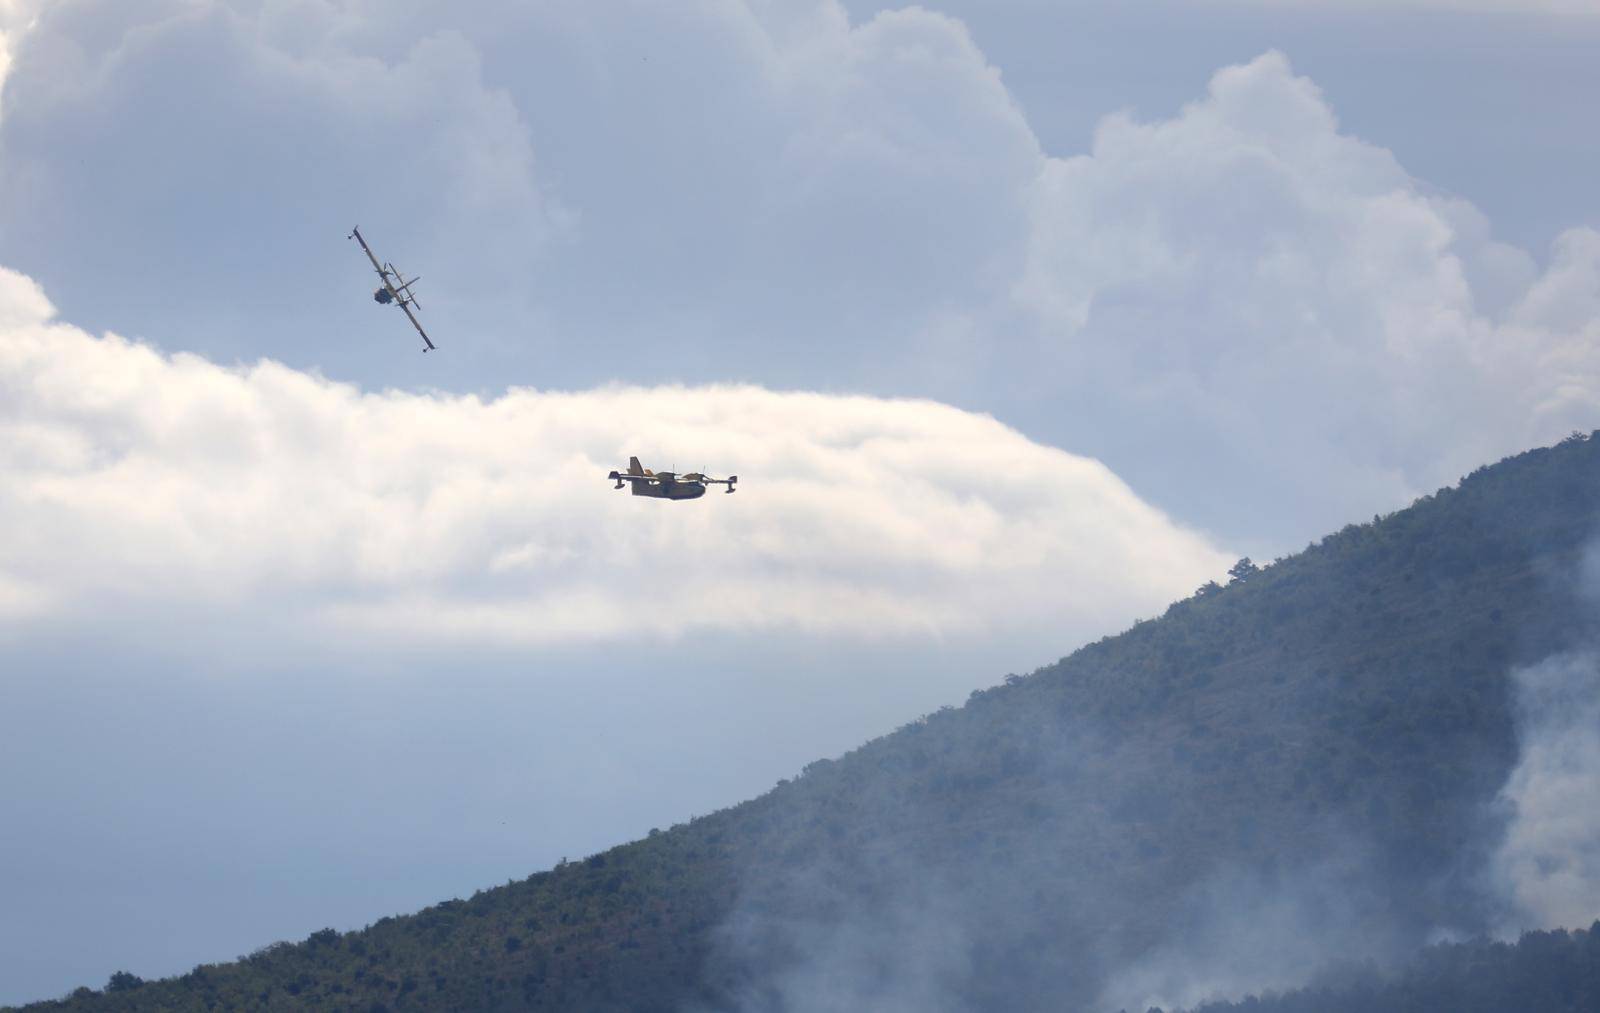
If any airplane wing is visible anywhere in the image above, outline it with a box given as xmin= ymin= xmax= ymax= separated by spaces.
xmin=348 ymin=226 xmax=388 ymax=278
xmin=398 ymin=299 xmax=436 ymax=352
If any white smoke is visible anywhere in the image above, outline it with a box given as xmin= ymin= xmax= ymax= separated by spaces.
xmin=1096 ymin=859 xmax=1406 ymax=1012
xmin=1491 ymin=649 xmax=1600 ymax=934
xmin=1487 ymin=535 xmax=1600 ymax=934
xmin=709 ymin=874 xmax=978 ymax=1013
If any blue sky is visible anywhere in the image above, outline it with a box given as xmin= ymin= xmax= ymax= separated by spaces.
xmin=1 ymin=0 xmax=1598 ymax=1003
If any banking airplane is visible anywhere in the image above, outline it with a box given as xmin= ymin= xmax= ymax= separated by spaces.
xmin=348 ymin=225 xmax=435 ymax=352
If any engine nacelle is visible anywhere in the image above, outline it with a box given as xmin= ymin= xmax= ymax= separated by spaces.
xmin=373 ymin=288 xmax=394 ymax=305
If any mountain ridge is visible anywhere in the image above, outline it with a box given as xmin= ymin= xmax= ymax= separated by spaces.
xmin=15 ymin=431 xmax=1600 ymax=1011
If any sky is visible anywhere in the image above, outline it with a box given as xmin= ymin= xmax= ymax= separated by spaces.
xmin=1 ymin=0 xmax=1598 ymax=1003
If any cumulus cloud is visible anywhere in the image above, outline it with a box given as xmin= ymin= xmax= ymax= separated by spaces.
xmin=1199 ymin=0 xmax=1600 ymax=14
xmin=0 ymin=0 xmax=41 ymax=113
xmin=0 ymin=0 xmax=568 ymax=375
xmin=0 ymin=265 xmax=1230 ymax=647
xmin=3 ymin=5 xmax=1598 ymax=552
xmin=0 ymin=0 xmax=1037 ymax=396
xmin=1015 ymin=50 xmax=1600 ymax=541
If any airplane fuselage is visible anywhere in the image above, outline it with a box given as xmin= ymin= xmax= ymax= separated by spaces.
xmin=609 ymin=459 xmax=733 ymax=498
xmin=630 ymin=474 xmax=707 ymax=500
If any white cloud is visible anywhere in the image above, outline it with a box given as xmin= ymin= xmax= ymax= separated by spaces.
xmin=0 ymin=266 xmax=1231 ymax=647
xmin=0 ymin=0 xmax=569 ymax=346
xmin=1015 ymin=51 xmax=1600 ymax=539
xmin=1190 ymin=0 xmax=1600 ymax=13
xmin=0 ymin=0 xmax=42 ymax=116
xmin=0 ymin=0 xmax=1042 ymax=397
xmin=2 ymin=7 xmax=1596 ymax=553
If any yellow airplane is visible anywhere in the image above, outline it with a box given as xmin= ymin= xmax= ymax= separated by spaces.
xmin=609 ymin=457 xmax=737 ymax=499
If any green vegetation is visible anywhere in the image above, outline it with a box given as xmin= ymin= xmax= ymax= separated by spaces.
xmin=12 ymin=431 xmax=1600 ymax=1011
xmin=1188 ymin=922 xmax=1600 ymax=1013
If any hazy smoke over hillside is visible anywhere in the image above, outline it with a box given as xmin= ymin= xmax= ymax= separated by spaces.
xmin=1491 ymin=649 xmax=1600 ymax=934
xmin=696 ymin=797 xmax=1420 ymax=1012
xmin=1490 ymin=541 xmax=1600 ymax=934
xmin=1093 ymin=857 xmax=1409 ymax=1012
xmin=707 ymin=866 xmax=986 ymax=1013
xmin=693 ymin=519 xmax=1600 ymax=1012
xmin=692 ymin=707 xmax=1429 ymax=1013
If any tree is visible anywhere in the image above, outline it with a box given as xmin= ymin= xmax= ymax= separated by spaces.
xmin=106 ymin=971 xmax=144 ymax=992
xmin=1228 ymin=557 xmax=1260 ymax=584
xmin=307 ymin=927 xmax=339 ymax=948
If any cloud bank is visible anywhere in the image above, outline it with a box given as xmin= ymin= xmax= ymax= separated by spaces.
xmin=2 ymin=6 xmax=1598 ymax=550
xmin=0 ymin=266 xmax=1230 ymax=650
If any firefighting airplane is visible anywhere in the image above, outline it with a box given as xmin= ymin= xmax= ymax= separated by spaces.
xmin=348 ymin=225 xmax=435 ymax=352
xmin=609 ymin=457 xmax=738 ymax=499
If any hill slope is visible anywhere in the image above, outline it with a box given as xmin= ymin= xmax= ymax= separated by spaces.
xmin=16 ymin=432 xmax=1600 ymax=1012
xmin=1191 ymin=921 xmax=1600 ymax=1013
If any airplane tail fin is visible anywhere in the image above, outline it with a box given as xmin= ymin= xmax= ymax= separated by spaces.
xmin=628 ymin=456 xmax=646 ymax=476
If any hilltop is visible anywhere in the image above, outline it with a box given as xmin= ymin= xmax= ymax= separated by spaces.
xmin=15 ymin=431 xmax=1600 ymax=1011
